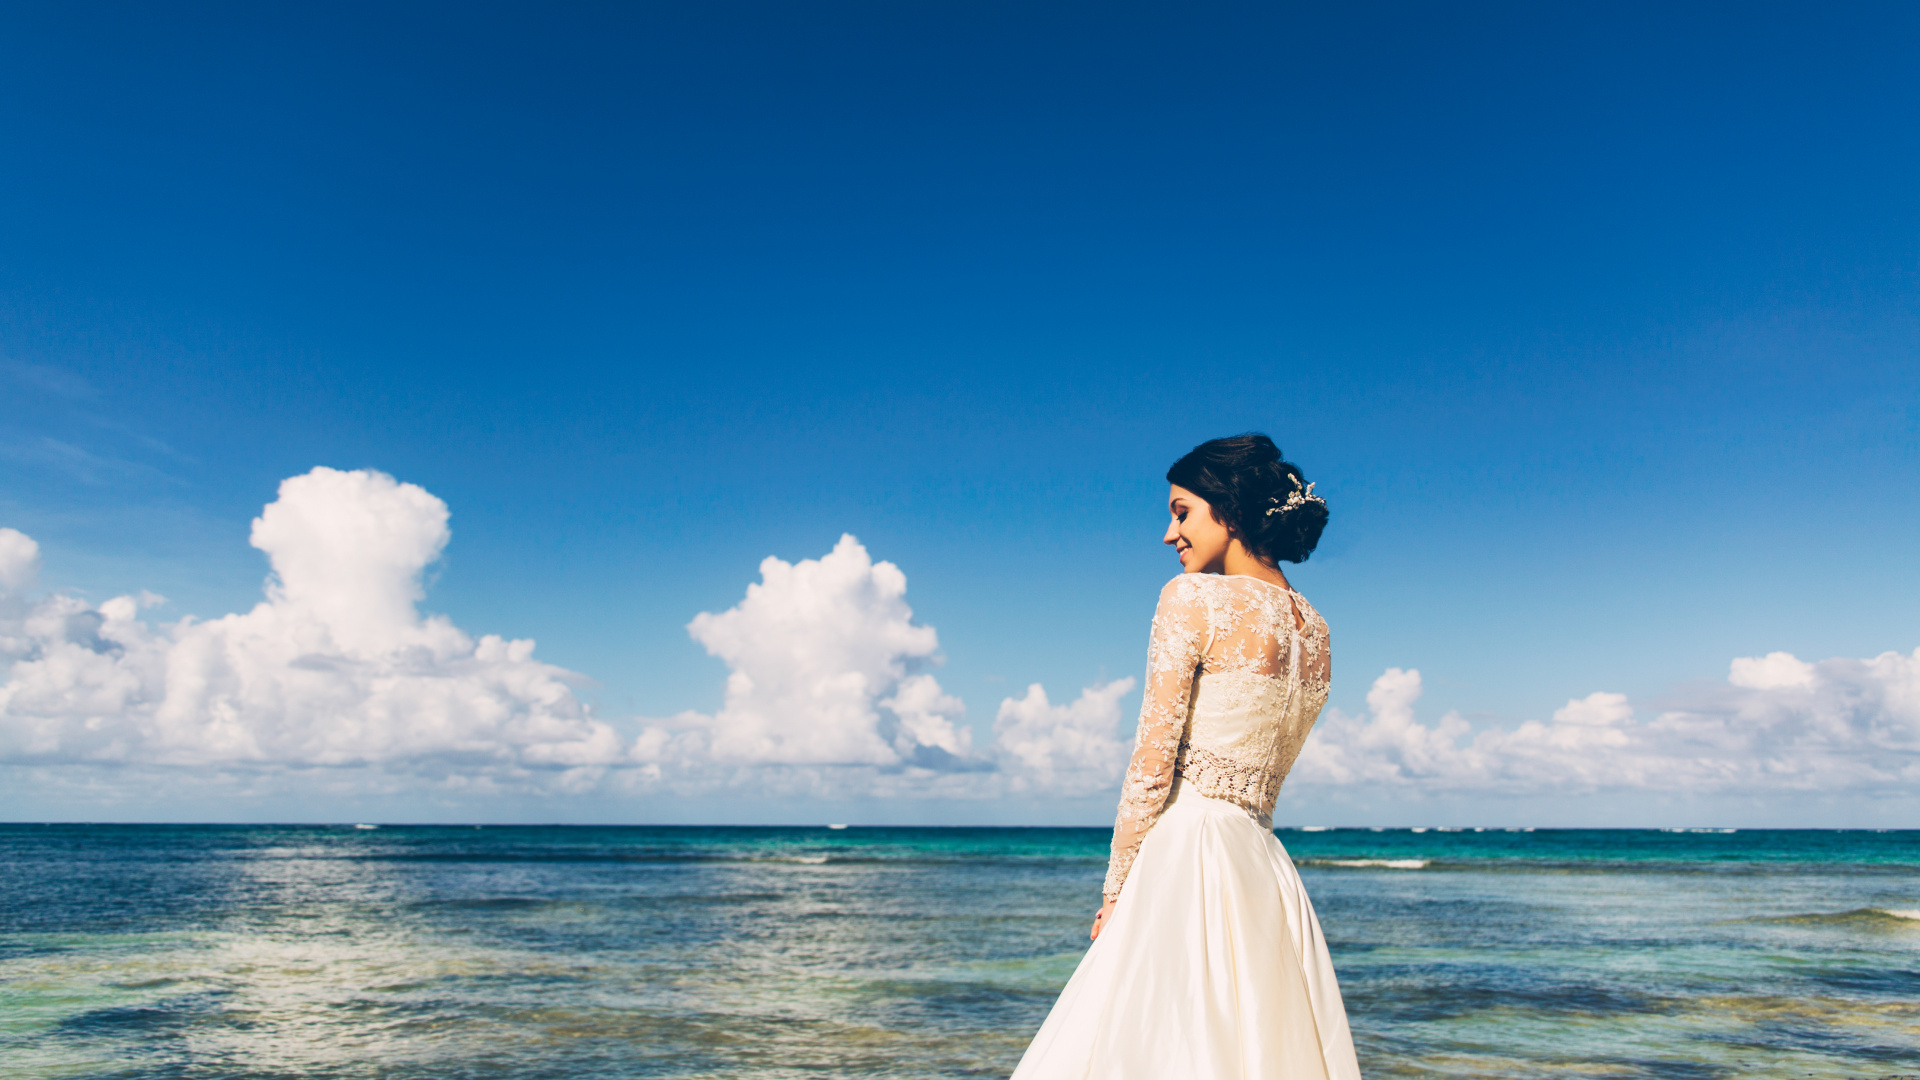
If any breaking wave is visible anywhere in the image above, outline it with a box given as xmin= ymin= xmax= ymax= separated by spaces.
xmin=1757 ymin=907 xmax=1920 ymax=928
xmin=1301 ymin=858 xmax=1431 ymax=870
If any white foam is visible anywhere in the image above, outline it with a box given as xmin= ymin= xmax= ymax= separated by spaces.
xmin=826 ymin=824 xmax=848 ymax=830
xmin=353 ymin=824 xmax=378 ymax=830
xmin=1881 ymin=909 xmax=1920 ymax=921
xmin=1296 ymin=826 xmax=1334 ymax=832
xmin=1324 ymin=858 xmax=1430 ymax=870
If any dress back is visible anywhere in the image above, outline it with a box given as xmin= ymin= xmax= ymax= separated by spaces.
xmin=1176 ymin=576 xmax=1331 ymax=826
xmin=1103 ymin=573 xmax=1330 ymax=899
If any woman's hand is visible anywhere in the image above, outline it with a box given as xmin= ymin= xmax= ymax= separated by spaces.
xmin=1089 ymin=896 xmax=1117 ymax=941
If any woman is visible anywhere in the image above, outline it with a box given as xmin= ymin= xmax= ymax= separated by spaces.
xmin=1012 ymin=433 xmax=1361 ymax=1080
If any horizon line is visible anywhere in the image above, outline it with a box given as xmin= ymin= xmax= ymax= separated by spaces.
xmin=4 ymin=821 xmax=1915 ymax=832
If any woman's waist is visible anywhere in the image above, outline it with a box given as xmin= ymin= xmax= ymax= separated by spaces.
xmin=1164 ymin=774 xmax=1274 ymax=829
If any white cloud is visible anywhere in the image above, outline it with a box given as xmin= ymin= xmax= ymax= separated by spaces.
xmin=631 ymin=536 xmax=969 ymax=774
xmin=992 ymin=679 xmax=1136 ymax=795
xmin=1728 ymin=650 xmax=1818 ymax=690
xmin=1295 ymin=650 xmax=1920 ymax=795
xmin=0 ymin=468 xmax=622 ymax=777
xmin=671 ymin=535 xmax=964 ymax=767
xmin=0 ymin=527 xmax=39 ymax=595
xmin=886 ymin=674 xmax=973 ymax=758
xmin=631 ymin=534 xmax=1134 ymax=798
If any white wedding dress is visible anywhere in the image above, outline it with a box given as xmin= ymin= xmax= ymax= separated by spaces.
xmin=1012 ymin=573 xmax=1361 ymax=1080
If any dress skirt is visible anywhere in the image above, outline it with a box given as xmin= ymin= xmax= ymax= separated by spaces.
xmin=1012 ymin=783 xmax=1362 ymax=1080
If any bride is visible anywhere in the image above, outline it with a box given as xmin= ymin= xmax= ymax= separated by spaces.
xmin=1012 ymin=434 xmax=1362 ymax=1080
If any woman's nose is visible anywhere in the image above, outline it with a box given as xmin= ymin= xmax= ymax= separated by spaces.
xmin=1163 ymin=521 xmax=1180 ymax=545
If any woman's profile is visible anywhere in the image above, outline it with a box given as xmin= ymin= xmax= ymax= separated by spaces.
xmin=1012 ymin=433 xmax=1361 ymax=1080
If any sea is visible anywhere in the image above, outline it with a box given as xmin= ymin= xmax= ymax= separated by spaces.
xmin=3 ymin=823 xmax=1917 ymax=1079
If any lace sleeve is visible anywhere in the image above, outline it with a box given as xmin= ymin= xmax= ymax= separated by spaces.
xmin=1102 ymin=576 xmax=1210 ymax=901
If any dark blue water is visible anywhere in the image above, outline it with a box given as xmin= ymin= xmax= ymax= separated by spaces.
xmin=4 ymin=825 xmax=1918 ymax=1078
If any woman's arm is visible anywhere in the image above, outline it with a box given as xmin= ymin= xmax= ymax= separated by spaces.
xmin=1099 ymin=577 xmax=1208 ymax=908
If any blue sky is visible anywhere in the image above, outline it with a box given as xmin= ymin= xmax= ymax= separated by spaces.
xmin=2 ymin=1 xmax=1916 ymax=825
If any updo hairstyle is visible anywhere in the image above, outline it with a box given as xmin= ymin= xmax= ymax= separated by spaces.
xmin=1166 ymin=433 xmax=1328 ymax=564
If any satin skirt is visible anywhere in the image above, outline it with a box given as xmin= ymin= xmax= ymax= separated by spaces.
xmin=1011 ymin=784 xmax=1362 ymax=1080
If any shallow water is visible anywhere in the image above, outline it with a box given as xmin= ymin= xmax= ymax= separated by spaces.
xmin=3 ymin=824 xmax=1917 ymax=1079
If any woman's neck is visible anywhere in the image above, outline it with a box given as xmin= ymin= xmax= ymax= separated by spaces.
xmin=1220 ymin=541 xmax=1290 ymax=590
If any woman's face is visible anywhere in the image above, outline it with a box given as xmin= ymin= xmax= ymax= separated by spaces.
xmin=1164 ymin=484 xmax=1232 ymax=574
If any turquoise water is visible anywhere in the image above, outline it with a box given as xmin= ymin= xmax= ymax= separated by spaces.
xmin=3 ymin=824 xmax=1918 ymax=1078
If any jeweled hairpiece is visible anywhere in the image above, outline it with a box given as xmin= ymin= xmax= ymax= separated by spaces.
xmin=1265 ymin=477 xmax=1323 ymax=516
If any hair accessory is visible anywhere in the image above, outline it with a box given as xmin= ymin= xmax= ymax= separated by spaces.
xmin=1265 ymin=477 xmax=1323 ymax=516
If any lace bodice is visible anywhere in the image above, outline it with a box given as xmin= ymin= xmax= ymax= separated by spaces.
xmin=1103 ymin=573 xmax=1331 ymax=900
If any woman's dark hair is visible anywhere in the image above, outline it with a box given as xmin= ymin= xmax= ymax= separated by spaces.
xmin=1166 ymin=433 xmax=1328 ymax=564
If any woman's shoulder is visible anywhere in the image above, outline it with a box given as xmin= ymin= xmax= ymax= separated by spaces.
xmin=1155 ymin=573 xmax=1258 ymax=615
xmin=1159 ymin=572 xmax=1286 ymax=597
xmin=1157 ymin=572 xmax=1220 ymax=601
xmin=1160 ymin=574 xmax=1329 ymax=633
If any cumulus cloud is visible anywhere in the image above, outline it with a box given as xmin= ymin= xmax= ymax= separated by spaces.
xmin=675 ymin=535 xmax=967 ymax=767
xmin=630 ymin=535 xmax=1134 ymax=797
xmin=0 ymin=527 xmax=38 ymax=594
xmin=993 ymin=679 xmax=1137 ymax=795
xmin=0 ymin=468 xmax=622 ymax=777
xmin=1727 ymin=650 xmax=1818 ymax=691
xmin=1295 ymin=650 xmax=1920 ymax=795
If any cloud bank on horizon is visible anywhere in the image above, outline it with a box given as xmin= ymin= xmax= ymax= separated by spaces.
xmin=1295 ymin=658 xmax=1920 ymax=796
xmin=1 ymin=468 xmax=1914 ymax=808
xmin=0 ymin=468 xmax=1130 ymax=799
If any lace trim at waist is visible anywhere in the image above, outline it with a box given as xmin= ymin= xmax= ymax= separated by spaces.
xmin=1170 ymin=749 xmax=1277 ymax=827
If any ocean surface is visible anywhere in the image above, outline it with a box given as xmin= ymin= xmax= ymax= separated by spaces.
xmin=3 ymin=824 xmax=1918 ymax=1079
